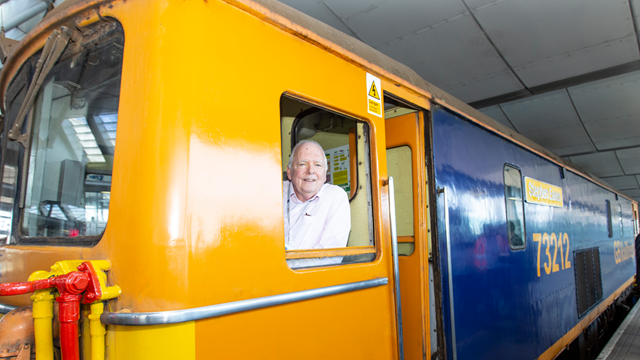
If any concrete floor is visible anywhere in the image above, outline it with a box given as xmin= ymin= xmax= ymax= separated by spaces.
xmin=597 ymin=302 xmax=640 ymax=360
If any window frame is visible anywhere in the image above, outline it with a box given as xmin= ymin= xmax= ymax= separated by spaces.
xmin=503 ymin=163 xmax=526 ymax=250
xmin=5 ymin=19 xmax=124 ymax=247
xmin=280 ymin=93 xmax=379 ymax=267
xmin=618 ymin=204 xmax=624 ymax=238
xmin=606 ymin=200 xmax=613 ymax=238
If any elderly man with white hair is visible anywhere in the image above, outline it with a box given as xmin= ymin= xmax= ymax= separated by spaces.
xmin=283 ymin=140 xmax=351 ymax=253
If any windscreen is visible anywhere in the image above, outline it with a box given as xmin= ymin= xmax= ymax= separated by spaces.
xmin=2 ymin=19 xmax=124 ymax=243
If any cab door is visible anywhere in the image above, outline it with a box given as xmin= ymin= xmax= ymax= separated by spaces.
xmin=385 ymin=108 xmax=431 ymax=359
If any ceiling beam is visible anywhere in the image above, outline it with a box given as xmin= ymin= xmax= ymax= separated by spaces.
xmin=470 ymin=59 xmax=640 ymax=109
xmin=460 ymin=0 xmax=532 ymax=98
xmin=561 ymin=144 xmax=640 ymax=158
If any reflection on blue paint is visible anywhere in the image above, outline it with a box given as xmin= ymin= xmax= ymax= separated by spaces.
xmin=432 ymin=107 xmax=635 ymax=360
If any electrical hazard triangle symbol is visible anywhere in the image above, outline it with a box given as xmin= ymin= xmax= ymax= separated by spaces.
xmin=368 ymin=82 xmax=380 ymax=100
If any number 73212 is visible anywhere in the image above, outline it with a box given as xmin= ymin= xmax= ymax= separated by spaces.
xmin=532 ymin=233 xmax=571 ymax=277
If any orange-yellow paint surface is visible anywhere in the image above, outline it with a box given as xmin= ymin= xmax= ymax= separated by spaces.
xmin=0 ymin=0 xmax=430 ymax=358
xmin=114 ymin=322 xmax=195 ymax=360
xmin=386 ymin=112 xmax=430 ymax=360
xmin=1 ymin=0 xmax=635 ymax=359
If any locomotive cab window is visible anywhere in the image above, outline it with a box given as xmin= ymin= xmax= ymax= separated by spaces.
xmin=618 ymin=204 xmax=623 ymax=237
xmin=606 ymin=200 xmax=613 ymax=238
xmin=3 ymin=20 xmax=124 ymax=244
xmin=503 ymin=165 xmax=525 ymax=249
xmin=281 ymin=95 xmax=375 ymax=269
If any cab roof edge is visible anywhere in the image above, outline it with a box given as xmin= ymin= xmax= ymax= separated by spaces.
xmin=228 ymin=0 xmax=635 ymax=202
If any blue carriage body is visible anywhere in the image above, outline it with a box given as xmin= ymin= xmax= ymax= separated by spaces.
xmin=431 ymin=106 xmax=636 ymax=360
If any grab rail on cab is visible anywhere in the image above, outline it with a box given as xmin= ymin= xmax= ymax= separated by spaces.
xmin=101 ymin=278 xmax=388 ymax=326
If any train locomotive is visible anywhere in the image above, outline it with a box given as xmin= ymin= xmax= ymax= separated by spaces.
xmin=0 ymin=0 xmax=636 ymax=359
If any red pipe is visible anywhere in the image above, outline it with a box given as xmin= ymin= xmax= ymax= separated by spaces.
xmin=57 ymin=293 xmax=83 ymax=360
xmin=0 ymin=270 xmax=90 ymax=360
xmin=54 ymin=272 xmax=89 ymax=295
xmin=0 ymin=277 xmax=55 ymax=295
xmin=54 ymin=272 xmax=89 ymax=360
xmin=0 ymin=271 xmax=89 ymax=296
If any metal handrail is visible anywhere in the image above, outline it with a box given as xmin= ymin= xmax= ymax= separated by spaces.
xmin=101 ymin=278 xmax=388 ymax=326
xmin=389 ymin=177 xmax=405 ymax=360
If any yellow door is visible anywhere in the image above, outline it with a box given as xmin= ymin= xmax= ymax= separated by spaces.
xmin=385 ymin=111 xmax=431 ymax=360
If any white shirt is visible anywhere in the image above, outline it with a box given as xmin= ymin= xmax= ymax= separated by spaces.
xmin=283 ymin=180 xmax=351 ymax=250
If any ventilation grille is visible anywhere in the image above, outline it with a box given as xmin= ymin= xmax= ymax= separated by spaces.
xmin=574 ymin=247 xmax=603 ymax=317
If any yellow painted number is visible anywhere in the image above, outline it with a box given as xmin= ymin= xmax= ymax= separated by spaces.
xmin=533 ymin=233 xmax=542 ymax=277
xmin=563 ymin=233 xmax=571 ymax=269
xmin=557 ymin=233 xmax=565 ymax=270
xmin=551 ymin=233 xmax=560 ymax=273
xmin=543 ymin=233 xmax=552 ymax=275
xmin=534 ymin=232 xmax=571 ymax=277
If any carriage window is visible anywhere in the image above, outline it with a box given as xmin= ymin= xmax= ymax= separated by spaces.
xmin=281 ymin=96 xmax=375 ymax=269
xmin=387 ymin=146 xmax=414 ymax=256
xmin=387 ymin=146 xmax=413 ymax=237
xmin=504 ymin=165 xmax=525 ymax=249
xmin=606 ymin=200 xmax=613 ymax=238
xmin=14 ymin=21 xmax=124 ymax=242
xmin=618 ymin=204 xmax=623 ymax=237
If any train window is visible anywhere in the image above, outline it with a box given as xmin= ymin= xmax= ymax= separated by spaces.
xmin=606 ymin=200 xmax=613 ymax=238
xmin=387 ymin=146 xmax=413 ymax=236
xmin=10 ymin=20 xmax=124 ymax=243
xmin=503 ymin=165 xmax=525 ymax=250
xmin=618 ymin=204 xmax=623 ymax=237
xmin=387 ymin=146 xmax=414 ymax=256
xmin=281 ymin=95 xmax=376 ymax=269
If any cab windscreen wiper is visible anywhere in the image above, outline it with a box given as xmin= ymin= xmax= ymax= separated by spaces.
xmin=8 ymin=27 xmax=72 ymax=148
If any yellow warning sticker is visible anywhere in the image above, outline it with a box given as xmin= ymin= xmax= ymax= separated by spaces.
xmin=366 ymin=73 xmax=382 ymax=118
xmin=368 ymin=82 xmax=380 ymax=100
xmin=368 ymin=99 xmax=381 ymax=116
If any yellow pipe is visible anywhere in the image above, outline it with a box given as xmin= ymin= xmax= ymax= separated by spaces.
xmin=31 ymin=290 xmax=54 ymax=360
xmin=89 ymin=302 xmax=106 ymax=360
xmin=82 ymin=306 xmax=92 ymax=360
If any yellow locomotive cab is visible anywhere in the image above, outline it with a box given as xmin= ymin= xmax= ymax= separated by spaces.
xmin=0 ymin=0 xmax=422 ymax=358
xmin=0 ymin=0 xmax=637 ymax=359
